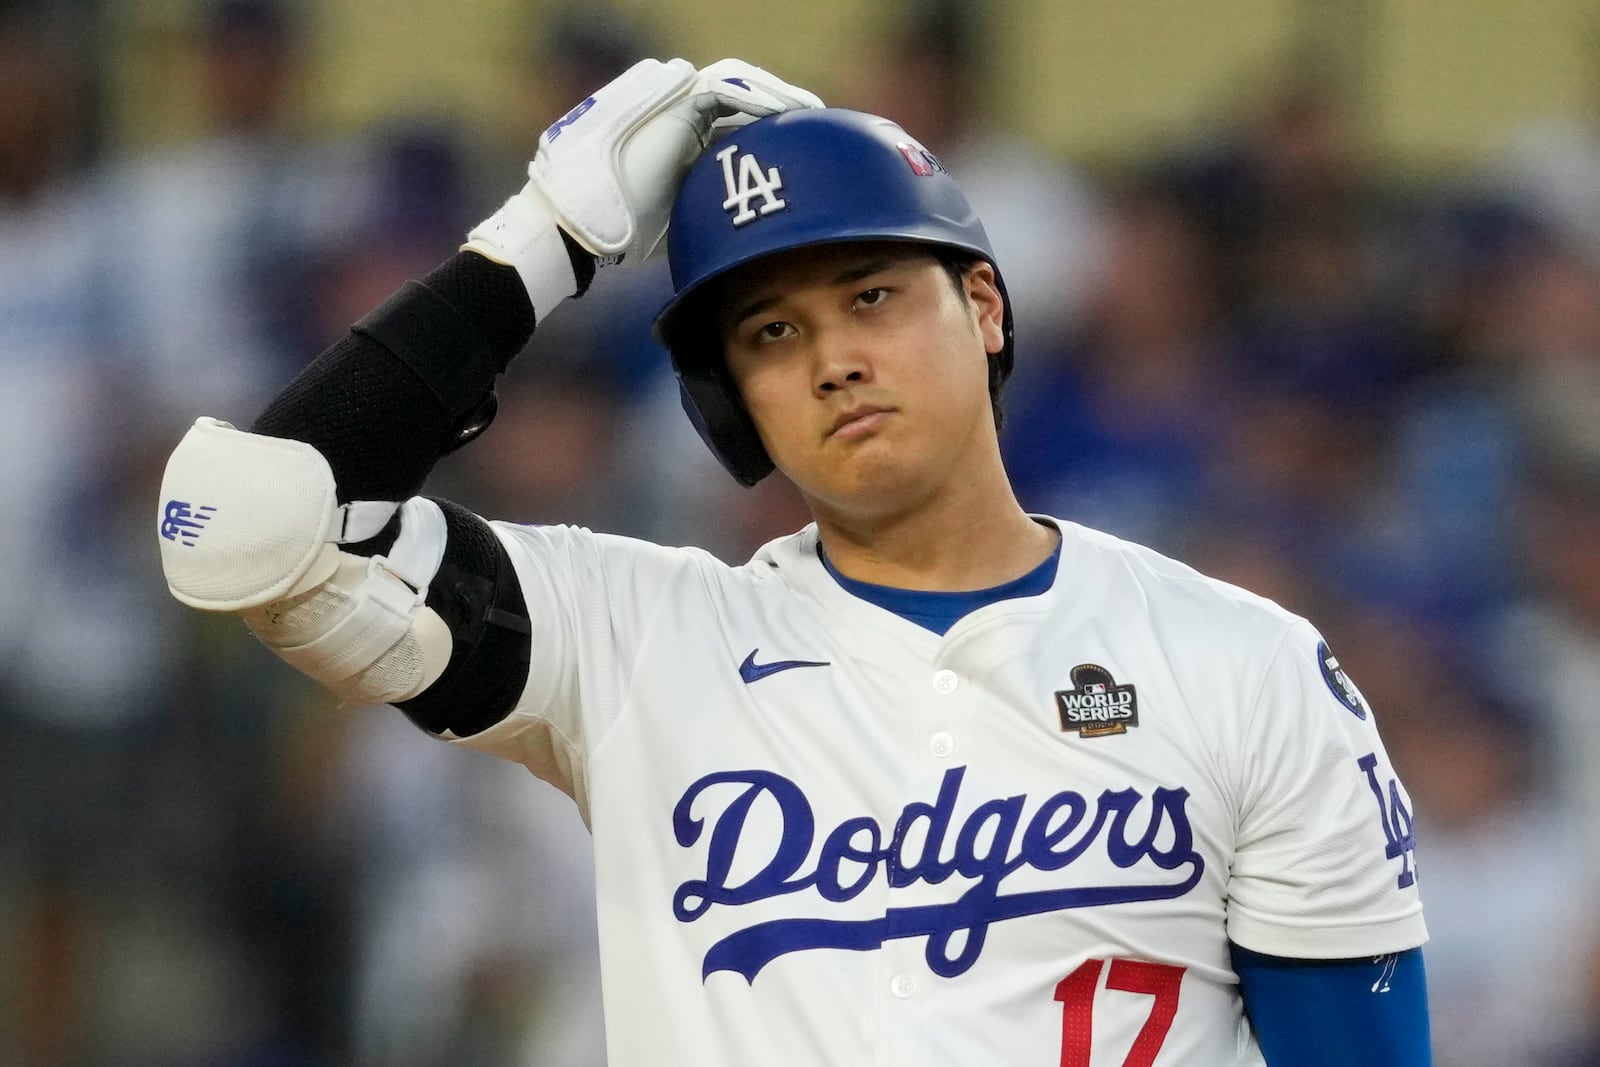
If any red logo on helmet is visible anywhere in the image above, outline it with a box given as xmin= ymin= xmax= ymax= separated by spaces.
xmin=896 ymin=141 xmax=944 ymax=176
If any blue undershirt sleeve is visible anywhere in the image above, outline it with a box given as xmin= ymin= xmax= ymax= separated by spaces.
xmin=1232 ymin=943 xmax=1432 ymax=1067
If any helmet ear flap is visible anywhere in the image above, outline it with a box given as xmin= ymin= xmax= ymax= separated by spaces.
xmin=675 ymin=364 xmax=773 ymax=487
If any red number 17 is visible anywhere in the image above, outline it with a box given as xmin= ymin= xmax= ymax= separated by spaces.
xmin=1056 ymin=957 xmax=1186 ymax=1067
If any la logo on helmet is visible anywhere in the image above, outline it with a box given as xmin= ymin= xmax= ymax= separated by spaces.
xmin=717 ymin=144 xmax=787 ymax=227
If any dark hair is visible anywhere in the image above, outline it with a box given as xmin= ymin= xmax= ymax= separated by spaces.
xmin=933 ymin=249 xmax=1007 ymax=433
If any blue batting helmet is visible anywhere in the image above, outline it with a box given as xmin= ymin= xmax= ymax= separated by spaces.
xmin=652 ymin=107 xmax=1013 ymax=486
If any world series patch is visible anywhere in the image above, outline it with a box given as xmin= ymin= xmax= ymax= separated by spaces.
xmin=1056 ymin=664 xmax=1139 ymax=738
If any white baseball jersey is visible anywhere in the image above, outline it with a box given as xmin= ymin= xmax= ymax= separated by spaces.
xmin=452 ymin=516 xmax=1425 ymax=1067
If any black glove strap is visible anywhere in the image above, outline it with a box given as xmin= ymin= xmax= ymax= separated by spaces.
xmin=561 ymin=229 xmax=600 ymax=297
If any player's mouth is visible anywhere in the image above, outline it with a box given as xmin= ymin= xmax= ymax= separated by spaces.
xmin=827 ymin=404 xmax=895 ymax=441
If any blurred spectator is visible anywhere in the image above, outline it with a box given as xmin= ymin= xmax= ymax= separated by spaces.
xmin=0 ymin=15 xmax=164 ymax=1064
xmin=1545 ymin=929 xmax=1600 ymax=1066
xmin=105 ymin=4 xmax=378 ymax=1063
xmin=1154 ymin=58 xmax=1409 ymax=314
xmin=0 ymin=4 xmax=370 ymax=1065
xmin=846 ymin=0 xmax=1108 ymax=352
xmin=440 ymin=361 xmax=632 ymax=530
xmin=1487 ymin=112 xmax=1600 ymax=278
xmin=520 ymin=2 xmax=654 ymax=127
xmin=622 ymin=372 xmax=814 ymax=560
xmin=1491 ymin=459 xmax=1600 ymax=858
xmin=1136 ymin=69 xmax=1462 ymax=624
xmin=335 ymin=711 xmax=604 ymax=1067
xmin=1332 ymin=380 xmax=1522 ymax=633
xmin=310 ymin=121 xmax=484 ymax=332
xmin=1156 ymin=61 xmax=1425 ymax=426
xmin=1352 ymin=611 xmax=1592 ymax=1067
xmin=1497 ymin=234 xmax=1600 ymax=473
xmin=1449 ymin=114 xmax=1600 ymax=489
xmin=107 ymin=0 xmax=366 ymax=423
xmin=1325 ymin=196 xmax=1537 ymax=635
xmin=1001 ymin=181 xmax=1239 ymax=552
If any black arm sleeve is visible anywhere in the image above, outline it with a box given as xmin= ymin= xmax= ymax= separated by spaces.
xmin=251 ymin=252 xmax=536 ymax=503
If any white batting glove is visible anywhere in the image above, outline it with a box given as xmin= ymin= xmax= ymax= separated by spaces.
xmin=464 ymin=57 xmax=822 ymax=315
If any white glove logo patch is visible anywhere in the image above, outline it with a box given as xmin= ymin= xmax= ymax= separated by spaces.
xmin=717 ymin=144 xmax=787 ymax=226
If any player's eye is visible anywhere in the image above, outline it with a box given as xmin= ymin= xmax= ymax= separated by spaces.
xmin=751 ymin=320 xmax=795 ymax=344
xmin=855 ymin=287 xmax=890 ymax=309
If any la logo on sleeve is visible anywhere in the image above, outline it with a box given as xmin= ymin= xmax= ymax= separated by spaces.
xmin=1318 ymin=641 xmax=1369 ymax=720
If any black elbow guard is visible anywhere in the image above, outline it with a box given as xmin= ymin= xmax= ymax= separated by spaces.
xmin=396 ymin=500 xmax=531 ymax=737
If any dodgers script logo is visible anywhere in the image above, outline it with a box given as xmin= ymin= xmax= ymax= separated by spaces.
xmin=672 ymin=765 xmax=1203 ymax=982
xmin=717 ymin=144 xmax=787 ymax=226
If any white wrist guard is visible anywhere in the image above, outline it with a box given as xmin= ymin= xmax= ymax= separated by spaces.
xmin=462 ymin=188 xmax=580 ymax=321
xmin=158 ymin=418 xmax=452 ymax=704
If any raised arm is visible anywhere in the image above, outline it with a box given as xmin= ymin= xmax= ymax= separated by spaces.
xmin=156 ymin=58 xmax=821 ymax=736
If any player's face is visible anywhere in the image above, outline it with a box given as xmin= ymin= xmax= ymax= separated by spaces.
xmin=718 ymin=242 xmax=1006 ymax=523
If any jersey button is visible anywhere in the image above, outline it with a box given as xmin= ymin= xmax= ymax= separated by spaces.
xmin=931 ymin=669 xmax=959 ymax=694
xmin=891 ymin=973 xmax=918 ymax=999
xmin=929 ymin=732 xmax=954 ymax=758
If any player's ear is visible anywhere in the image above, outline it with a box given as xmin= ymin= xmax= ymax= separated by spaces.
xmin=962 ymin=261 xmax=1006 ymax=356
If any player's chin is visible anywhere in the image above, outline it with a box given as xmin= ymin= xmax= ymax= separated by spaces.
xmin=795 ymin=449 xmax=933 ymax=519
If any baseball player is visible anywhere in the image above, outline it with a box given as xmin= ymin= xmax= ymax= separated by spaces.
xmin=157 ymin=58 xmax=1431 ymax=1065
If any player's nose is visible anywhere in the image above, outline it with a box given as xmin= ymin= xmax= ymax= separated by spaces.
xmin=811 ymin=327 xmax=874 ymax=396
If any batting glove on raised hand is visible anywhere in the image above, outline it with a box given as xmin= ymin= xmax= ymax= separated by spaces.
xmin=465 ymin=57 xmax=822 ymax=316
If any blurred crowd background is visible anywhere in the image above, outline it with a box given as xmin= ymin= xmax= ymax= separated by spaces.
xmin=3 ymin=0 xmax=1600 ymax=1064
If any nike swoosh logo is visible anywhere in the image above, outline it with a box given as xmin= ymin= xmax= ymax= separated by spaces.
xmin=738 ymin=648 xmax=831 ymax=684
